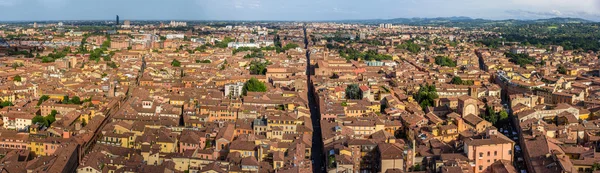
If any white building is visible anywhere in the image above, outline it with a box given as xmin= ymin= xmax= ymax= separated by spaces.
xmin=228 ymin=42 xmax=260 ymax=49
xmin=170 ymin=21 xmax=187 ymax=27
xmin=225 ymin=82 xmax=245 ymax=98
xmin=166 ymin=34 xmax=185 ymax=39
xmin=2 ymin=112 xmax=34 ymax=131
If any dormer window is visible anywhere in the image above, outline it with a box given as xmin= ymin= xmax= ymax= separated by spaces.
xmin=142 ymin=100 xmax=153 ymax=109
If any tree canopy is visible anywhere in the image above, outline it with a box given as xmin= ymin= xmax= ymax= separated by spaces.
xmin=397 ymin=40 xmax=421 ymax=53
xmin=248 ymin=60 xmax=271 ymax=75
xmin=37 ymin=95 xmax=50 ymax=106
xmin=13 ymin=75 xmax=22 ymax=82
xmin=345 ymin=84 xmax=362 ymax=100
xmin=339 ymin=49 xmax=392 ymax=61
xmin=32 ymin=110 xmax=58 ymax=127
xmin=242 ymin=77 xmax=267 ymax=96
xmin=505 ymin=52 xmax=535 ymax=67
xmin=0 ymin=101 xmax=13 ymax=108
xmin=450 ymin=76 xmax=474 ymax=86
xmin=434 ymin=56 xmax=456 ymax=67
xmin=414 ymin=84 xmax=439 ymax=110
xmin=171 ymin=59 xmax=181 ymax=67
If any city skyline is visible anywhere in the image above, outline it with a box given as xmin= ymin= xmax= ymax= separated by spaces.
xmin=0 ymin=0 xmax=599 ymax=21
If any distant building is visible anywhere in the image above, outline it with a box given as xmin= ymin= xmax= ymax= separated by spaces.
xmin=225 ymin=82 xmax=244 ymax=98
xmin=116 ymin=15 xmax=119 ymax=26
xmin=379 ymin=23 xmax=393 ymax=29
xmin=228 ymin=42 xmax=260 ymax=49
xmin=123 ymin=20 xmax=131 ymax=28
xmin=170 ymin=21 xmax=187 ymax=27
xmin=166 ymin=34 xmax=185 ymax=39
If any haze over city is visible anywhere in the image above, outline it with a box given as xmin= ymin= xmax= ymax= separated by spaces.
xmin=0 ymin=0 xmax=600 ymax=21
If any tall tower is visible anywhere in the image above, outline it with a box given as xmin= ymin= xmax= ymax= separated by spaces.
xmin=116 ymin=15 xmax=120 ymax=26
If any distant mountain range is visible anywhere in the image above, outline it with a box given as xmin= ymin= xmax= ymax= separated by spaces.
xmin=337 ymin=17 xmax=595 ymax=27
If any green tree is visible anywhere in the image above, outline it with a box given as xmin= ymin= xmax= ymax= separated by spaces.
xmin=62 ymin=96 xmax=70 ymax=104
xmin=345 ymin=84 xmax=362 ymax=100
xmin=70 ymin=96 xmax=81 ymax=104
xmin=282 ymin=43 xmax=299 ymax=51
xmin=171 ymin=59 xmax=181 ymax=67
xmin=592 ymin=163 xmax=600 ymax=171
xmin=397 ymin=40 xmax=421 ymax=54
xmin=0 ymin=101 xmax=13 ymax=108
xmin=450 ymin=77 xmax=463 ymax=85
xmin=37 ymin=95 xmax=50 ymax=106
xmin=13 ymin=75 xmax=21 ymax=82
xmin=32 ymin=115 xmax=47 ymax=126
xmin=434 ymin=56 xmax=457 ymax=67
xmin=46 ymin=110 xmax=57 ymax=124
xmin=242 ymin=77 xmax=267 ymax=96
xmin=499 ymin=110 xmax=509 ymax=122
xmin=107 ymin=62 xmax=118 ymax=69
xmin=557 ymin=65 xmax=567 ymax=74
xmin=414 ymin=84 xmax=439 ymax=110
xmin=484 ymin=106 xmax=499 ymax=125
xmin=248 ymin=60 xmax=271 ymax=75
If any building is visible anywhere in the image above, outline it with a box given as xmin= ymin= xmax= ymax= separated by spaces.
xmin=170 ymin=21 xmax=187 ymax=27
xmin=464 ymin=129 xmax=515 ymax=173
xmin=457 ymin=96 xmax=478 ymax=117
xmin=377 ymin=143 xmax=404 ymax=172
xmin=123 ymin=20 xmax=131 ymax=28
xmin=225 ymin=82 xmax=244 ymax=98
xmin=227 ymin=42 xmax=260 ymax=49
xmin=2 ymin=112 xmax=34 ymax=131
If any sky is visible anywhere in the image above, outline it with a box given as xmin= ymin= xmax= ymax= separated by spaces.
xmin=0 ymin=0 xmax=599 ymax=21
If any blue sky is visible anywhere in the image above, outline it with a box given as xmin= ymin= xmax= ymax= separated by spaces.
xmin=0 ymin=0 xmax=599 ymax=21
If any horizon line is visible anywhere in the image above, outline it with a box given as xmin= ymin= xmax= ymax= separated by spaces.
xmin=0 ymin=16 xmax=596 ymax=23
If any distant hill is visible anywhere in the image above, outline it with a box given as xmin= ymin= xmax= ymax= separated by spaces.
xmin=340 ymin=17 xmax=595 ymax=27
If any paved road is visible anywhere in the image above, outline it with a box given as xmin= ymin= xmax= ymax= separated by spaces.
xmin=304 ymin=25 xmax=325 ymax=173
xmin=82 ymin=53 xmax=146 ymax=159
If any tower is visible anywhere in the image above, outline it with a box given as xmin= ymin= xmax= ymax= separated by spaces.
xmin=116 ymin=15 xmax=120 ymax=26
xmin=457 ymin=95 xmax=478 ymax=118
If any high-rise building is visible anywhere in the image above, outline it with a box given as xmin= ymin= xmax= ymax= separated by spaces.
xmin=116 ymin=15 xmax=120 ymax=26
xmin=33 ymin=22 xmax=37 ymax=28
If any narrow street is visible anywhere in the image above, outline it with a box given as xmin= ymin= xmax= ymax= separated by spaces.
xmin=304 ymin=25 xmax=325 ymax=173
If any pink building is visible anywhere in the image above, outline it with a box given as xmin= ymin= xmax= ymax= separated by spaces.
xmin=178 ymin=130 xmax=206 ymax=153
xmin=464 ymin=129 xmax=515 ymax=173
xmin=0 ymin=131 xmax=29 ymax=150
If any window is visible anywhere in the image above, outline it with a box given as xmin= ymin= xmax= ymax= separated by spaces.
xmin=508 ymin=150 xmax=512 ymax=155
xmin=479 ymin=166 xmax=483 ymax=170
xmin=479 ymin=153 xmax=483 ymax=158
xmin=487 ymin=151 xmax=490 ymax=156
xmin=494 ymin=151 xmax=497 ymax=156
